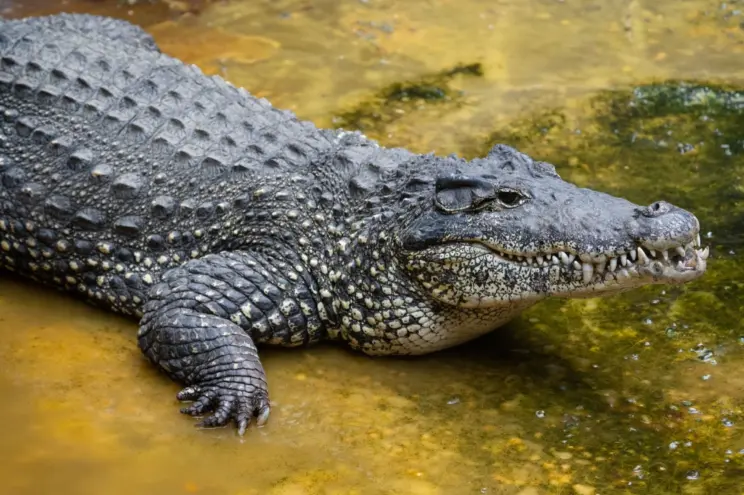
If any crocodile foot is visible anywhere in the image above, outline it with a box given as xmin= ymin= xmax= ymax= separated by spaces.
xmin=177 ymin=383 xmax=271 ymax=436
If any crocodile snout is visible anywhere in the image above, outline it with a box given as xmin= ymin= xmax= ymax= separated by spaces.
xmin=628 ymin=200 xmax=700 ymax=250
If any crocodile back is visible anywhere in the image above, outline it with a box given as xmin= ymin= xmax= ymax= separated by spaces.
xmin=0 ymin=15 xmax=337 ymax=252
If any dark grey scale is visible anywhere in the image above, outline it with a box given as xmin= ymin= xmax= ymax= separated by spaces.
xmin=230 ymin=157 xmax=256 ymax=175
xmin=109 ymin=275 xmax=131 ymax=298
xmin=8 ymin=220 xmax=25 ymax=235
xmin=10 ymin=240 xmax=29 ymax=257
xmin=318 ymin=191 xmax=334 ymax=208
xmin=0 ymin=75 xmax=9 ymax=96
xmin=67 ymin=76 xmax=96 ymax=106
xmin=81 ymin=98 xmax=106 ymax=121
xmin=67 ymin=148 xmax=94 ymax=171
xmin=150 ymin=135 xmax=176 ymax=158
xmin=52 ymin=259 xmax=70 ymax=274
xmin=47 ymin=135 xmax=75 ymax=157
xmin=195 ymin=202 xmax=214 ymax=222
xmin=180 ymin=232 xmax=195 ymax=247
xmin=121 ymin=122 xmax=149 ymax=147
xmin=158 ymin=117 xmax=189 ymax=144
xmin=173 ymin=149 xmax=195 ymax=168
xmin=179 ymin=199 xmax=196 ymax=217
xmin=215 ymin=202 xmax=230 ymax=215
xmin=126 ymin=105 xmax=162 ymax=141
xmin=30 ymin=125 xmax=56 ymax=146
xmin=147 ymin=234 xmax=165 ymax=251
xmin=200 ymin=155 xmax=226 ymax=178
xmin=123 ymin=272 xmax=143 ymax=290
xmin=35 ymin=228 xmax=57 ymax=246
xmin=44 ymin=195 xmax=74 ymax=220
xmin=100 ymin=112 xmax=126 ymax=134
xmin=90 ymin=164 xmax=113 ymax=182
xmin=233 ymin=194 xmax=251 ymax=210
xmin=81 ymin=272 xmax=97 ymax=286
xmin=72 ymin=207 xmax=106 ymax=230
xmin=13 ymin=116 xmax=38 ymax=138
xmin=36 ymin=85 xmax=62 ymax=106
xmin=12 ymin=75 xmax=40 ymax=99
xmin=111 ymin=66 xmax=137 ymax=93
xmin=166 ymin=231 xmax=182 ymax=246
xmin=17 ymin=182 xmax=45 ymax=205
xmin=115 ymin=247 xmax=134 ymax=263
xmin=113 ymin=215 xmax=144 ymax=237
xmin=74 ymin=239 xmax=93 ymax=255
xmin=111 ymin=173 xmax=144 ymax=199
xmin=2 ymin=108 xmax=19 ymax=121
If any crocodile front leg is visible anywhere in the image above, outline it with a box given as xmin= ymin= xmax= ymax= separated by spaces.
xmin=137 ymin=251 xmax=323 ymax=434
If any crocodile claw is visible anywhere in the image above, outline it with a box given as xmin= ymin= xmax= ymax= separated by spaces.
xmin=177 ymin=384 xmax=270 ymax=436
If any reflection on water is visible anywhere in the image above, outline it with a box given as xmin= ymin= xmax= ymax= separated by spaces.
xmin=1 ymin=0 xmax=744 ymax=493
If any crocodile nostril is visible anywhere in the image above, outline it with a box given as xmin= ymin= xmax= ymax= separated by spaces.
xmin=643 ymin=201 xmax=672 ymax=217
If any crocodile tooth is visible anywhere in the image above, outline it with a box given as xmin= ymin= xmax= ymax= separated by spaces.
xmin=649 ymin=249 xmax=656 ymax=258
xmin=629 ymin=249 xmax=637 ymax=261
xmin=661 ymin=250 xmax=669 ymax=261
xmin=582 ymin=262 xmax=594 ymax=283
xmin=536 ymin=255 xmax=544 ymax=265
xmin=696 ymin=234 xmax=701 ymax=247
xmin=525 ymin=256 xmax=533 ymax=265
xmin=675 ymin=246 xmax=686 ymax=257
xmin=579 ymin=253 xmax=592 ymax=263
xmin=566 ymin=253 xmax=576 ymax=264
xmin=637 ymin=247 xmax=650 ymax=265
xmin=620 ymin=254 xmax=627 ymax=266
xmin=609 ymin=258 xmax=617 ymax=272
xmin=559 ymin=252 xmax=570 ymax=265
xmin=617 ymin=269 xmax=630 ymax=280
xmin=627 ymin=266 xmax=639 ymax=277
xmin=701 ymin=246 xmax=709 ymax=260
xmin=573 ymin=260 xmax=582 ymax=270
xmin=551 ymin=255 xmax=559 ymax=265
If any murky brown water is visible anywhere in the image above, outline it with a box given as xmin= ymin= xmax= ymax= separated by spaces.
xmin=2 ymin=0 xmax=744 ymax=494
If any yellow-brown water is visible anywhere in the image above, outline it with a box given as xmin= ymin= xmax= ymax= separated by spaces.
xmin=1 ymin=1 xmax=744 ymax=493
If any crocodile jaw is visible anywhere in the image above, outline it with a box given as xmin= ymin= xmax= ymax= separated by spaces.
xmin=401 ymin=235 xmax=708 ymax=309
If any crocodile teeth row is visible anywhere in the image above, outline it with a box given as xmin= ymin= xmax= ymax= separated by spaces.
xmin=498 ymin=240 xmax=709 ymax=283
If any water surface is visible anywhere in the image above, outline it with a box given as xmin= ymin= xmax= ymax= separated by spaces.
xmin=1 ymin=1 xmax=744 ymax=494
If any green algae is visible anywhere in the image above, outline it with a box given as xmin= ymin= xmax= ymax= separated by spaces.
xmin=334 ymin=62 xmax=483 ymax=134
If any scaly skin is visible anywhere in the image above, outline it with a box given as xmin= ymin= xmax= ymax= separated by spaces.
xmin=0 ymin=14 xmax=708 ymax=434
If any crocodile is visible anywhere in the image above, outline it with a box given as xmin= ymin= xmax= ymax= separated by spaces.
xmin=0 ymin=13 xmax=709 ymax=435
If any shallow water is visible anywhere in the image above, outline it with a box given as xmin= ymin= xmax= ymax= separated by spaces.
xmin=1 ymin=0 xmax=744 ymax=494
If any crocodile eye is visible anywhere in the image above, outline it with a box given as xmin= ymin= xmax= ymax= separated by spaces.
xmin=496 ymin=189 xmax=526 ymax=208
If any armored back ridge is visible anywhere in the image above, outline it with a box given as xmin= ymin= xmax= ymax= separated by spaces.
xmin=0 ymin=14 xmax=708 ymax=434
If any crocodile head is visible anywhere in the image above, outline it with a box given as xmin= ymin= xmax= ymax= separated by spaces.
xmin=398 ymin=145 xmax=708 ymax=308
